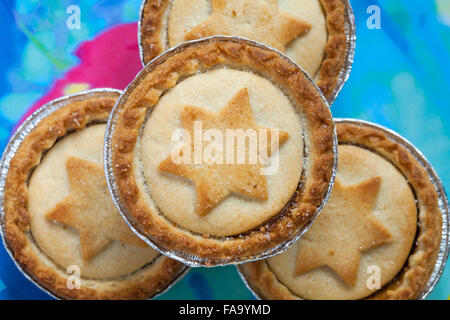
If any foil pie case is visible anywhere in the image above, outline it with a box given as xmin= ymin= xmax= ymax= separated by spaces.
xmin=104 ymin=36 xmax=338 ymax=267
xmin=0 ymin=89 xmax=189 ymax=299
xmin=237 ymin=119 xmax=450 ymax=300
xmin=0 ymin=2 xmax=447 ymax=300
xmin=138 ymin=0 xmax=356 ymax=105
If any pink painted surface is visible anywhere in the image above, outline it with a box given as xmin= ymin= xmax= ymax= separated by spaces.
xmin=20 ymin=23 xmax=142 ymax=123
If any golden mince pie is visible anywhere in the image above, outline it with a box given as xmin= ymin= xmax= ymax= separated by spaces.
xmin=238 ymin=120 xmax=444 ymax=300
xmin=1 ymin=90 xmax=186 ymax=299
xmin=106 ymin=37 xmax=336 ymax=266
xmin=140 ymin=0 xmax=355 ymax=102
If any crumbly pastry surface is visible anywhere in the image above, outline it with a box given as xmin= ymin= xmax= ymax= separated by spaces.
xmin=140 ymin=0 xmax=348 ymax=101
xmin=2 ymin=93 xmax=186 ymax=299
xmin=238 ymin=122 xmax=442 ymax=300
xmin=177 ymin=0 xmax=313 ymax=66
xmin=29 ymin=125 xmax=156 ymax=278
xmin=111 ymin=39 xmax=335 ymax=265
xmin=268 ymin=145 xmax=416 ymax=300
xmin=142 ymin=70 xmax=299 ymax=236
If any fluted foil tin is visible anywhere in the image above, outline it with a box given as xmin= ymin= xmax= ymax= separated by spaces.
xmin=237 ymin=118 xmax=449 ymax=300
xmin=330 ymin=0 xmax=356 ymax=104
xmin=104 ymin=36 xmax=338 ymax=267
xmin=0 ymin=89 xmax=188 ymax=299
xmin=138 ymin=0 xmax=356 ymax=105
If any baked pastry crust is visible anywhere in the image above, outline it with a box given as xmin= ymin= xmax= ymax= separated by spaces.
xmin=238 ymin=121 xmax=443 ymax=300
xmin=156 ymin=87 xmax=290 ymax=218
xmin=109 ymin=38 xmax=336 ymax=266
xmin=2 ymin=92 xmax=186 ymax=299
xmin=140 ymin=0 xmax=349 ymax=101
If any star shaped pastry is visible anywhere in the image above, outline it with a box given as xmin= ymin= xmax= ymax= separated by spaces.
xmin=184 ymin=0 xmax=311 ymax=52
xmin=47 ymin=157 xmax=146 ymax=261
xmin=295 ymin=177 xmax=392 ymax=286
xmin=159 ymin=88 xmax=289 ymax=216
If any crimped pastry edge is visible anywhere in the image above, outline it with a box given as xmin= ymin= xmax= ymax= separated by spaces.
xmin=108 ymin=38 xmax=336 ymax=266
xmin=139 ymin=0 xmax=352 ymax=102
xmin=1 ymin=90 xmax=187 ymax=300
xmin=238 ymin=120 xmax=444 ymax=300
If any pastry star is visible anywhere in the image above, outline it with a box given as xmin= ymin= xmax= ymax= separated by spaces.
xmin=295 ymin=177 xmax=392 ymax=286
xmin=47 ymin=157 xmax=146 ymax=261
xmin=159 ymin=88 xmax=289 ymax=216
xmin=184 ymin=0 xmax=311 ymax=52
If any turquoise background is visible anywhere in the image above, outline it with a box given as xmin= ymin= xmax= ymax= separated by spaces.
xmin=0 ymin=0 xmax=449 ymax=300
